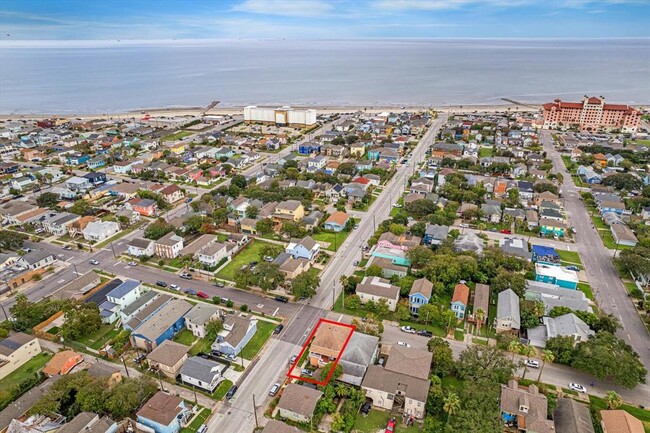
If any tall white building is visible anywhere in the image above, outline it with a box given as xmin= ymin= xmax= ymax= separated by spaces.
xmin=244 ymin=105 xmax=317 ymax=127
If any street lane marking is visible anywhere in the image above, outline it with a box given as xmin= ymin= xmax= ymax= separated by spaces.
xmin=272 ymin=307 xmax=279 ymax=316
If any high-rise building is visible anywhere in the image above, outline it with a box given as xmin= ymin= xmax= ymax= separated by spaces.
xmin=542 ymin=96 xmax=640 ymax=132
xmin=243 ymin=105 xmax=317 ymax=127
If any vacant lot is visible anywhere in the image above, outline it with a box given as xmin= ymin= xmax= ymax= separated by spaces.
xmin=241 ymin=320 xmax=277 ymax=360
xmin=216 ymin=240 xmax=276 ymax=281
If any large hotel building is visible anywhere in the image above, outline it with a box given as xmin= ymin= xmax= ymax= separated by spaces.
xmin=542 ymin=96 xmax=640 ymax=133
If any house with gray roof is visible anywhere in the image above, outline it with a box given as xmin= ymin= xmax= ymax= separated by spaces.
xmin=496 ymin=289 xmax=520 ymax=334
xmin=423 ymin=224 xmax=450 ymax=246
xmin=276 ymin=384 xmax=323 ymax=423
xmin=261 ymin=420 xmax=304 ymax=433
xmin=212 ymin=315 xmax=257 ymax=356
xmin=525 ymin=280 xmax=592 ymax=314
xmin=454 ymin=233 xmax=484 ymax=254
xmin=180 ymin=356 xmax=226 ymax=393
xmin=130 ymin=298 xmax=193 ymax=352
xmin=528 ymin=313 xmax=594 ymax=348
xmin=501 ymin=380 xmax=555 ymax=433
xmin=127 ymin=237 xmax=154 ymax=257
xmin=499 ymin=237 xmax=530 ymax=259
xmin=146 ymin=339 xmax=189 ymax=378
xmin=184 ymin=304 xmax=222 ymax=338
xmin=338 ymin=332 xmax=379 ymax=386
xmin=553 ymin=398 xmax=595 ymax=433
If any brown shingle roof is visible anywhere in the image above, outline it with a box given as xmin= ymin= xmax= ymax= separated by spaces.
xmin=384 ymin=346 xmax=432 ymax=380
xmin=600 ymin=410 xmax=644 ymax=433
xmin=277 ymin=384 xmax=322 ymax=418
xmin=137 ymin=392 xmax=183 ymax=426
xmin=146 ymin=340 xmax=189 ymax=367
xmin=361 ymin=365 xmax=429 ymax=403
xmin=473 ymin=283 xmax=490 ymax=315
xmin=310 ymin=322 xmax=352 ymax=359
xmin=409 ymin=278 xmax=433 ymax=298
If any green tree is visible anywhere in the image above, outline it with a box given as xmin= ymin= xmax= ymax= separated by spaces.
xmin=183 ymin=214 xmax=207 ymax=234
xmin=60 ymin=302 xmax=102 ymax=340
xmin=537 ymin=349 xmax=554 ymax=382
xmin=407 ymin=245 xmax=436 ymax=269
xmin=545 ymin=336 xmax=576 ymax=365
xmin=231 ymin=174 xmax=247 ymax=189
xmin=395 ymin=299 xmax=411 ymax=321
xmin=144 ymin=219 xmax=175 ymax=240
xmin=36 ymin=192 xmax=59 ymax=208
xmin=104 ymin=376 xmax=158 ymax=419
xmin=509 ymin=340 xmax=523 ymax=362
xmin=345 ymin=294 xmax=361 ymax=310
xmin=206 ymin=318 xmax=224 ymax=340
xmin=456 ymin=345 xmax=516 ymax=384
xmin=365 ymin=264 xmax=383 ymax=277
xmin=427 ymin=337 xmax=454 ymax=376
xmin=443 ymin=392 xmax=461 ymax=425
xmin=491 ymin=272 xmax=527 ymax=297
xmin=0 ymin=230 xmax=28 ymax=251
xmin=259 ymin=243 xmax=283 ymax=260
xmin=255 ymin=218 xmax=274 ymax=235
xmin=69 ymin=199 xmax=93 ymax=216
xmin=291 ymin=272 xmax=320 ymax=299
xmin=519 ymin=344 xmax=537 ymax=380
xmin=389 ymin=223 xmax=407 ymax=236
xmin=604 ymin=391 xmax=622 ymax=409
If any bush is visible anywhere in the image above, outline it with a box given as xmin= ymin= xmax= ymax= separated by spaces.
xmin=212 ymin=296 xmax=221 ymax=304
xmin=158 ymin=260 xmax=165 ymax=267
xmin=226 ymin=300 xmax=234 ymax=308
xmin=240 ymin=304 xmax=248 ymax=312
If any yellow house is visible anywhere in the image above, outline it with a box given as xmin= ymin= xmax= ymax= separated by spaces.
xmin=0 ymin=333 xmax=42 ymax=380
xmin=273 ymin=200 xmax=305 ymax=222
xmin=350 ymin=143 xmax=366 ymax=158
xmin=169 ymin=142 xmax=186 ymax=155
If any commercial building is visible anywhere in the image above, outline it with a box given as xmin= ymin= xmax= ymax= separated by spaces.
xmin=542 ymin=97 xmax=640 ymax=133
xmin=244 ymin=106 xmax=317 ymax=127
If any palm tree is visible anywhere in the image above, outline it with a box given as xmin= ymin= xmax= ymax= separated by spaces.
xmin=604 ymin=391 xmax=622 ymax=409
xmin=474 ymin=308 xmax=485 ymax=336
xmin=519 ymin=345 xmax=537 ymax=380
xmin=443 ymin=392 xmax=461 ymax=425
xmin=509 ymin=340 xmax=522 ymax=362
xmin=537 ymin=350 xmax=555 ymax=382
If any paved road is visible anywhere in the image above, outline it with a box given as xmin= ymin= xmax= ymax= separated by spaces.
xmin=541 ymin=130 xmax=650 ymax=378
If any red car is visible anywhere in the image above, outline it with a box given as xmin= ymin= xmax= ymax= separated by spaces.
xmin=385 ymin=418 xmax=395 ymax=433
xmin=196 ymin=291 xmax=209 ymax=299
xmin=500 ymin=229 xmax=512 ymax=234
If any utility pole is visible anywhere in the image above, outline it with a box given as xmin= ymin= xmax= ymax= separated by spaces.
xmin=332 ymin=282 xmax=335 ymax=309
xmin=252 ymin=394 xmax=259 ymax=429
xmin=73 ymin=263 xmax=79 ymax=276
xmin=121 ymin=356 xmax=130 ymax=378
xmin=110 ymin=242 xmax=117 ymax=259
xmin=0 ymin=302 xmax=8 ymax=322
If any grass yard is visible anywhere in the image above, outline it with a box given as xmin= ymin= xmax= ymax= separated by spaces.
xmin=591 ymin=215 xmax=608 ymax=230
xmin=312 ymin=230 xmax=350 ymax=252
xmin=76 ymin=324 xmax=119 ymax=350
xmin=479 ymin=147 xmax=494 ymax=158
xmin=354 ymin=409 xmax=422 ymax=433
xmin=162 ymin=130 xmax=193 ymax=141
xmin=577 ymin=282 xmax=594 ymax=301
xmin=173 ymin=329 xmax=196 ymax=346
xmin=589 ymin=395 xmax=650 ymax=432
xmin=215 ymin=240 xmax=275 ymax=281
xmin=213 ymin=379 xmax=233 ymax=401
xmin=454 ymin=329 xmax=464 ymax=341
xmin=600 ymin=230 xmax=632 ymax=251
xmin=190 ymin=336 xmax=213 ymax=356
xmin=240 ymin=320 xmax=276 ymax=360
xmin=180 ymin=408 xmax=212 ymax=433
xmin=0 ymin=352 xmax=52 ymax=405
xmin=556 ymin=249 xmax=582 ymax=265
xmin=400 ymin=319 xmax=447 ymax=337
xmin=441 ymin=376 xmax=465 ymax=392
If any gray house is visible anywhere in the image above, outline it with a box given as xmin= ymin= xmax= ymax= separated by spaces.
xmin=528 ymin=313 xmax=594 ymax=348
xmin=179 ymin=356 xmax=226 ymax=393
xmin=212 ymin=316 xmax=257 ymax=356
xmin=495 ymin=289 xmax=520 ymax=334
xmin=338 ymin=332 xmax=379 ymax=386
xmin=524 ymin=280 xmax=592 ymax=314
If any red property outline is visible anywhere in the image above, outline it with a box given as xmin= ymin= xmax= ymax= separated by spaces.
xmin=287 ymin=318 xmax=356 ymax=386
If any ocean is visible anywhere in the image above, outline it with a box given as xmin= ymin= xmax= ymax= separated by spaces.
xmin=0 ymin=38 xmax=648 ymax=114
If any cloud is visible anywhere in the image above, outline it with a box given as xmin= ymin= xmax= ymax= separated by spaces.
xmin=374 ymin=0 xmax=647 ymax=10
xmin=232 ymin=0 xmax=335 ymax=17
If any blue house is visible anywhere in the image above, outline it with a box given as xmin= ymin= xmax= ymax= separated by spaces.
xmin=286 ymin=236 xmax=320 ymax=261
xmin=137 ymin=391 xmax=191 ymax=433
xmin=298 ymin=142 xmax=321 ymax=155
xmin=534 ymin=263 xmax=578 ymax=290
xmin=323 ymin=211 xmax=350 ymax=232
xmin=409 ymin=278 xmax=433 ymax=314
xmin=130 ymin=299 xmax=193 ymax=352
xmin=87 ymin=157 xmax=106 ymax=170
xmin=531 ymin=245 xmax=560 ymax=266
xmin=84 ymin=172 xmax=107 ymax=185
xmin=423 ymin=224 xmax=450 ymax=246
xmin=367 ymin=149 xmax=381 ymax=161
xmin=450 ymin=283 xmax=470 ymax=319
xmin=66 ymin=154 xmax=90 ymax=166
xmin=356 ymin=162 xmax=373 ymax=171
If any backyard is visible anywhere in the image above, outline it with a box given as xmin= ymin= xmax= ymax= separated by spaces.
xmin=173 ymin=329 xmax=197 ymax=346
xmin=163 ymin=130 xmax=193 ymax=141
xmin=180 ymin=408 xmax=212 ymax=433
xmin=215 ymin=240 xmax=276 ymax=281
xmin=556 ymin=249 xmax=582 ymax=265
xmin=353 ymin=409 xmax=421 ymax=433
xmin=240 ymin=320 xmax=277 ymax=360
xmin=190 ymin=336 xmax=213 ymax=356
xmin=312 ymin=230 xmax=351 ymax=252
xmin=0 ymin=352 xmax=52 ymax=407
xmin=76 ymin=324 xmax=120 ymax=350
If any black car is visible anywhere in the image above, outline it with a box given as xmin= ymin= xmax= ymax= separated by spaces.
xmin=156 ymin=281 xmax=168 ymax=287
xmin=225 ymin=385 xmax=238 ymax=400
xmin=361 ymin=401 xmax=371 ymax=416
xmin=274 ymin=324 xmax=284 ymax=334
xmin=418 ymin=330 xmax=433 ymax=337
xmin=275 ymin=296 xmax=289 ymax=303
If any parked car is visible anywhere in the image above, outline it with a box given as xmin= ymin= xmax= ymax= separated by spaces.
xmin=89 ymin=259 xmax=99 ymax=265
xmin=170 ymin=284 xmax=180 ymax=291
xmin=400 ymin=326 xmax=417 ymax=334
xmin=63 ymin=246 xmax=72 ymax=251
xmin=128 ymin=261 xmax=137 ymax=266
xmin=418 ymin=330 xmax=433 ymax=337
xmin=263 ymin=256 xmax=274 ymax=262
xmin=185 ymin=197 xmax=193 ymax=203
xmin=353 ymin=260 xmax=359 ymax=266
xmin=301 ymin=369 xmax=312 ymax=377
xmin=525 ymin=360 xmax=540 ymax=368
xmin=397 ymin=341 xmax=411 ymax=348
xmin=500 ymin=229 xmax=512 ymax=234
xmin=180 ymin=272 xmax=193 ymax=280
xmin=196 ymin=291 xmax=209 ymax=299
xmin=459 ymin=223 xmax=469 ymax=228
xmin=133 ymin=354 xmax=146 ymax=364
xmin=197 ymin=425 xmax=207 ymax=433
xmin=361 ymin=401 xmax=371 ymax=416
xmin=275 ymin=296 xmax=289 ymax=303
xmin=225 ymin=385 xmax=238 ymax=400
xmin=249 ymin=261 xmax=258 ymax=266
xmin=569 ymin=383 xmax=587 ymax=393
xmin=214 ymin=281 xmax=225 ymax=288
xmin=354 ymin=224 xmax=359 ymax=229
xmin=269 ymin=383 xmax=281 ymax=396
xmin=289 ymin=355 xmax=298 ymax=365
xmin=274 ymin=324 xmax=285 ymax=334
xmin=385 ymin=418 xmax=396 ymax=433
xmin=490 ymin=228 xmax=497 ymax=232
xmin=566 ymin=265 xmax=580 ymax=271
xmin=184 ymin=288 xmax=197 ymax=296
xmin=393 ymin=203 xmax=402 ymax=208
xmin=221 ymin=297 xmax=231 ymax=303
xmin=571 ymin=227 xmax=577 ymax=234
xmin=156 ymin=281 xmax=168 ymax=287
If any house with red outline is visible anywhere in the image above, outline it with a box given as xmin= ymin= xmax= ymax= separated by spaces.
xmin=309 ymin=322 xmax=351 ymax=368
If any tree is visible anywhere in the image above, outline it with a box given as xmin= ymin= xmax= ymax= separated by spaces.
xmin=10 ymin=295 xmax=65 ymax=331
xmin=520 ymin=300 xmax=544 ymax=330
xmin=407 ymin=245 xmax=436 ymax=269
xmin=245 ymin=205 xmax=259 ymax=219
xmin=537 ymin=349 xmax=554 ymax=382
xmin=410 ymin=221 xmax=427 ymax=238
xmin=427 ymin=337 xmax=454 ymax=376
xmin=60 ymin=302 xmax=102 ymax=340
xmin=104 ymin=376 xmax=158 ymax=419
xmin=456 ymin=345 xmax=516 ymax=384
xmin=259 ymin=243 xmax=283 ymax=260
xmin=602 ymin=173 xmax=642 ymax=191
xmin=255 ymin=218 xmax=274 ymax=235
xmin=418 ymin=303 xmax=438 ymax=326
xmin=291 ymin=272 xmax=320 ymax=299
xmin=545 ymin=336 xmax=576 ymax=365
xmin=443 ymin=392 xmax=461 ymax=425
xmin=491 ymin=271 xmax=527 ymax=297
xmin=231 ymin=174 xmax=248 ymax=189
xmin=0 ymin=230 xmax=27 ymax=251
xmin=604 ymin=391 xmax=622 ymax=409
xmin=205 ymin=318 xmax=224 ymax=340
xmin=69 ymin=199 xmax=92 ymax=216
xmin=345 ymin=294 xmax=361 ymax=310
xmin=474 ymin=308 xmax=486 ymax=336
xmin=36 ymin=192 xmax=59 ymax=208
xmin=365 ymin=264 xmax=383 ymax=277
xmin=389 ymin=223 xmax=407 ymax=236
xmin=395 ymin=299 xmax=411 ymax=321
xmin=183 ymin=215 xmax=206 ymax=234
xmin=144 ymin=219 xmax=174 ymax=240
xmin=508 ymin=340 xmax=522 ymax=362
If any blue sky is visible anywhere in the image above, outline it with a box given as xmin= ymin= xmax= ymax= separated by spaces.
xmin=0 ymin=0 xmax=648 ymax=40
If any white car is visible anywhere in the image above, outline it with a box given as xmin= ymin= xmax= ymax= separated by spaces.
xmin=393 ymin=203 xmax=403 ymax=208
xmin=459 ymin=223 xmax=469 ymax=228
xmin=127 ymin=261 xmax=137 ymax=266
xmin=169 ymin=284 xmax=180 ymax=291
xmin=397 ymin=341 xmax=411 ymax=348
xmin=569 ymin=383 xmax=587 ymax=393
xmin=400 ymin=326 xmax=417 ymax=334
xmin=525 ymin=360 xmax=540 ymax=368
xmin=89 ymin=259 xmax=99 ymax=265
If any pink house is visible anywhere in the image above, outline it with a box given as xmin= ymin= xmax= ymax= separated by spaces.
xmin=376 ymin=232 xmax=422 ymax=252
xmin=187 ymin=170 xmax=203 ymax=182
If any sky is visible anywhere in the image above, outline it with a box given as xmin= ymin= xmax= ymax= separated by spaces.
xmin=0 ymin=0 xmax=648 ymax=40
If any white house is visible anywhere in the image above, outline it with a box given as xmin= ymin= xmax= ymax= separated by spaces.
xmin=212 ymin=316 xmax=257 ymax=356
xmin=179 ymin=356 xmax=226 ymax=393
xmin=197 ymin=242 xmax=232 ymax=267
xmin=82 ymin=221 xmax=120 ymax=243
xmin=286 ymin=236 xmax=320 ymax=261
xmin=127 ymin=238 xmax=154 ymax=257
xmin=154 ymin=232 xmax=184 ymax=259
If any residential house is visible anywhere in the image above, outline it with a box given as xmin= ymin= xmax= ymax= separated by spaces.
xmin=535 ymin=263 xmax=579 ymax=289
xmin=528 ymin=313 xmax=594 ymax=348
xmin=323 ymin=211 xmax=349 ymax=232
xmin=136 ymin=391 xmax=191 ymax=433
xmin=496 ymin=289 xmax=521 ymax=334
xmin=276 ymin=384 xmax=322 ymax=423
xmin=128 ymin=198 xmax=157 ymax=216
xmin=610 ymin=224 xmax=638 ymax=247
xmin=146 ymin=340 xmax=189 ymax=378
xmin=184 ymin=304 xmax=221 ymax=338
xmin=482 ymin=201 xmax=502 ymax=223
xmin=16 ymin=250 xmax=55 ymax=271
xmin=86 ymin=362 xmax=122 ymax=387
xmin=525 ymin=280 xmax=591 ymax=314
xmin=212 ymin=315 xmax=257 ymax=357
xmin=423 ymin=224 xmax=449 ymax=246
xmin=56 ymin=412 xmax=116 ymax=433
xmin=531 ymin=245 xmax=561 ymax=265
xmin=180 ymin=356 xmax=226 ymax=393
xmin=500 ymin=380 xmax=555 ymax=433
xmin=261 ymin=420 xmax=304 ymax=433
xmin=130 ymin=299 xmax=193 ymax=352
xmin=154 ymin=232 xmax=184 ymax=259
xmin=450 ymin=282 xmax=470 ymax=319
xmin=454 ymin=233 xmax=484 ymax=254
xmin=273 ymin=200 xmax=305 ymax=226
xmin=41 ymin=213 xmax=81 ymax=236
xmin=0 ymin=332 xmax=41 ymax=380
xmin=65 ymin=176 xmax=92 ymax=192
xmin=338 ymin=332 xmax=379 ymax=386
xmin=500 ymin=237 xmax=530 ymax=259
xmin=128 ymin=238 xmax=155 ymax=257
xmin=408 ymin=277 xmax=433 ymax=315
xmin=197 ymin=242 xmax=232 ymax=267
xmin=355 ymin=276 xmax=400 ymax=312
xmin=302 ymin=210 xmax=323 ymax=231
xmin=82 ymin=220 xmax=120 ymax=242
xmin=286 ymin=236 xmax=320 ymax=261
xmin=553 ymin=398 xmax=595 ymax=433
xmin=308 ymin=322 xmax=352 ymax=367
xmin=600 ymin=410 xmax=644 ymax=433
xmin=42 ymin=350 xmax=84 ymax=376
xmin=67 ymin=215 xmax=97 ymax=238
xmin=160 ymin=184 xmax=184 ymax=204
xmin=273 ymin=253 xmax=310 ymax=279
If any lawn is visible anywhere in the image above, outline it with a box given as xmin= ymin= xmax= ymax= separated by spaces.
xmin=354 ymin=409 xmax=422 ymax=433
xmin=589 ymin=395 xmax=650 ymax=432
xmin=76 ymin=324 xmax=119 ymax=350
xmin=600 ymin=230 xmax=632 ymax=251
xmin=0 ymin=352 xmax=52 ymax=405
xmin=190 ymin=336 xmax=213 ymax=356
xmin=479 ymin=147 xmax=494 ymax=158
xmin=556 ymin=249 xmax=582 ymax=265
xmin=162 ymin=130 xmax=193 ymax=141
xmin=240 ymin=320 xmax=277 ymax=360
xmin=312 ymin=230 xmax=351 ymax=252
xmin=180 ymin=408 xmax=212 ymax=433
xmin=173 ymin=329 xmax=196 ymax=346
xmin=591 ymin=215 xmax=608 ymax=230
xmin=215 ymin=240 xmax=275 ymax=281
xmin=400 ymin=319 xmax=447 ymax=337
xmin=454 ymin=329 xmax=464 ymax=341
xmin=577 ymin=282 xmax=594 ymax=301
xmin=213 ymin=379 xmax=233 ymax=400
